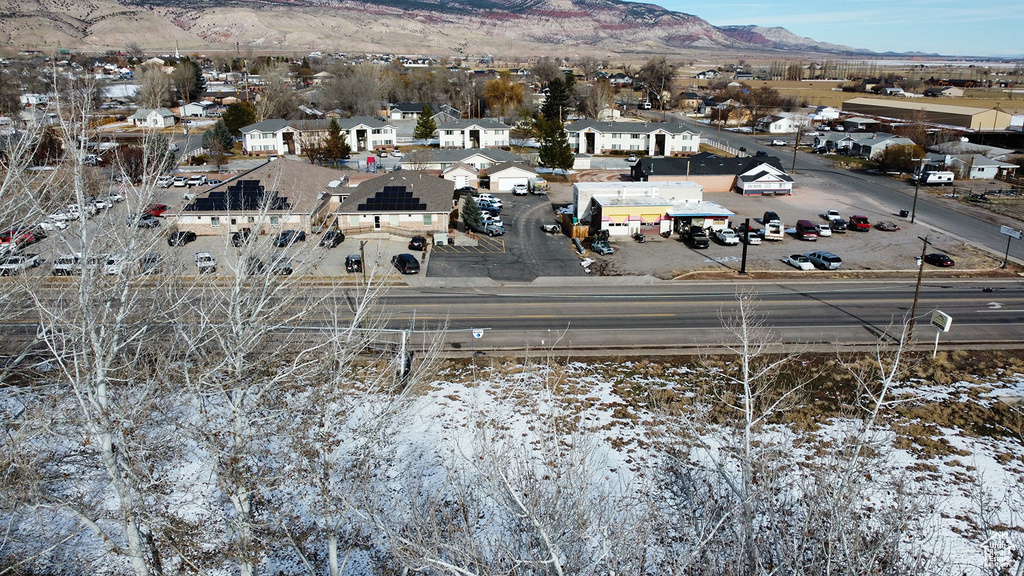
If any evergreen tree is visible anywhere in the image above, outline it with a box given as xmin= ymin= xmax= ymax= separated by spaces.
xmin=537 ymin=116 xmax=574 ymax=173
xmin=461 ymin=196 xmax=483 ymax=231
xmin=222 ymin=102 xmax=257 ymax=136
xmin=202 ymin=120 xmax=235 ymax=152
xmin=414 ymin=105 xmax=437 ymax=140
xmin=323 ymin=118 xmax=351 ymax=163
xmin=541 ymin=77 xmax=573 ymax=123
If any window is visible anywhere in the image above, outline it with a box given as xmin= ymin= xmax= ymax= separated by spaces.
xmin=445 ymin=130 xmax=454 ymax=135
xmin=372 ymin=128 xmax=382 ymax=134
xmin=247 ymin=216 xmax=255 ymax=223
xmin=270 ymin=216 xmax=279 ymax=225
xmin=423 ymin=214 xmax=432 ymax=225
xmin=613 ymin=133 xmax=622 ymax=139
xmin=210 ymin=216 xmax=220 ymax=227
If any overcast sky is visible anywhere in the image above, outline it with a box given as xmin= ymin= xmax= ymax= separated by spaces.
xmin=651 ymin=0 xmax=1019 ymax=57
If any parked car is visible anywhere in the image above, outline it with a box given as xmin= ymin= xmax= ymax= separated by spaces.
xmin=319 ymin=230 xmax=344 ymax=248
xmin=923 ymin=253 xmax=955 ymax=267
xmin=472 ymin=221 xmax=505 ymax=236
xmin=782 ymin=254 xmax=814 ymax=271
xmin=104 ymin=254 xmax=128 ymax=275
xmin=849 ymin=215 xmax=871 ymax=231
xmin=156 ymin=175 xmax=174 ymax=188
xmin=344 ymin=254 xmax=363 ymax=273
xmin=805 ymin=251 xmax=843 ymax=270
xmin=206 ymin=179 xmax=223 ymax=187
xmin=829 ymin=219 xmax=848 ymax=233
xmin=0 ymin=228 xmax=43 ymax=246
xmin=816 ymin=223 xmax=832 ymax=237
xmin=762 ymin=211 xmax=781 ymax=224
xmin=686 ymin=226 xmax=710 ymax=249
xmin=476 ymin=193 xmax=500 ymax=205
xmin=231 ymin=228 xmax=253 ymax=247
xmin=391 ymin=149 xmax=404 ymax=158
xmin=715 ymin=228 xmax=739 ymax=245
xmin=455 ymin=186 xmax=478 ymax=196
xmin=626 ymin=154 xmax=639 ymax=163
xmin=167 ymin=230 xmax=197 ymax=246
xmin=770 ymin=139 xmax=787 ymax=146
xmin=408 ymin=235 xmax=426 ymax=251
xmin=172 ymin=176 xmax=188 ymax=187
xmin=0 ymin=254 xmax=40 ymax=275
xmin=795 ymin=219 xmax=818 ymax=241
xmin=106 ymin=190 xmax=125 ymax=203
xmin=195 ymin=252 xmax=217 ymax=273
xmin=875 ymin=221 xmax=901 ymax=232
xmin=52 ymin=253 xmax=82 ymax=276
xmin=591 ymin=240 xmax=615 ymax=255
xmin=274 ymin=230 xmax=306 ymax=247
xmin=38 ymin=218 xmax=69 ymax=232
xmin=245 ymin=257 xmax=266 ymax=275
xmin=512 ymin=184 xmax=528 ymax=195
xmin=126 ymin=215 xmax=162 ymax=228
xmin=734 ymin=222 xmax=761 ymax=244
xmin=376 ymin=149 xmax=388 ymax=158
xmin=269 ymin=252 xmax=293 ymax=275
xmin=186 ymin=175 xmax=207 ymax=187
xmin=822 ymin=209 xmax=843 ymax=221
xmin=541 ymin=223 xmax=561 ymax=234
xmin=145 ymin=204 xmax=170 ymax=217
xmin=138 ymin=253 xmax=163 ymax=275
xmin=391 ymin=253 xmax=420 ymax=274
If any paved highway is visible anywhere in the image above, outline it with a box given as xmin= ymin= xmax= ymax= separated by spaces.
xmin=380 ymin=278 xmax=1024 ymax=352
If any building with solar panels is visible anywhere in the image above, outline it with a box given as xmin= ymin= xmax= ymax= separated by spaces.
xmin=174 ymin=157 xmax=343 ymax=236
xmin=330 ymin=172 xmax=453 ymax=238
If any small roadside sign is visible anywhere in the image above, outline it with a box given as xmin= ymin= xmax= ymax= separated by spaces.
xmin=1000 ymin=225 xmax=1022 ymax=239
xmin=930 ymin=310 xmax=952 ymax=332
xmin=472 ymin=329 xmax=484 ymax=339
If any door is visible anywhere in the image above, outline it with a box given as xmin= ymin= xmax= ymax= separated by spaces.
xmin=374 ymin=215 xmax=381 ymax=230
xmin=229 ymin=218 xmax=238 ymax=233
xmin=454 ymin=175 xmax=469 ymax=188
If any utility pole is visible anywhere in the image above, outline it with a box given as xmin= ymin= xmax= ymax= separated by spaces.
xmin=908 ymin=235 xmax=931 ymax=340
xmin=791 ymin=123 xmax=802 ymax=174
xmin=911 ymin=157 xmax=927 ymax=224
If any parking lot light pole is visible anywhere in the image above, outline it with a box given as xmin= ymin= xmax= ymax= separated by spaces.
xmin=739 ymin=218 xmax=749 ymax=275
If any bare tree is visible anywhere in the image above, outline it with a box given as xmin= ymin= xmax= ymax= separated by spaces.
xmin=255 ymin=61 xmax=296 ymax=120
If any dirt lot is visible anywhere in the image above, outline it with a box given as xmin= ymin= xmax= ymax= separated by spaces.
xmin=543 ymin=170 xmax=1014 ymax=280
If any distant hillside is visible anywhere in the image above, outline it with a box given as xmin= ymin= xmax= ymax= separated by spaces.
xmin=0 ymin=0 xmax=875 ymax=56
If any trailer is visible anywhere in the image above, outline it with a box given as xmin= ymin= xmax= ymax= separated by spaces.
xmin=918 ymin=171 xmax=954 ymax=186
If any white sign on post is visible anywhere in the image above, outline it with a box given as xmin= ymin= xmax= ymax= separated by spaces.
xmin=472 ymin=329 xmax=484 ymax=339
xmin=930 ymin=310 xmax=952 ymax=332
xmin=1000 ymin=225 xmax=1022 ymax=240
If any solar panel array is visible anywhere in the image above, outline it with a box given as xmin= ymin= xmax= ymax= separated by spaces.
xmin=357 ymin=186 xmax=426 ymax=211
xmin=184 ymin=180 xmax=291 ymax=212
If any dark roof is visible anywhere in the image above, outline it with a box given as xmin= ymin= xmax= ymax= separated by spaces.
xmin=184 ymin=179 xmax=290 ymax=212
xmin=337 ymin=172 xmax=453 ymax=214
xmin=636 ymin=152 xmax=787 ymax=178
xmin=183 ymin=157 xmax=341 ymax=214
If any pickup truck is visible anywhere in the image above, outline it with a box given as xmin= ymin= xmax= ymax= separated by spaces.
xmin=849 ymin=215 xmax=871 ymax=231
xmin=0 ymin=253 xmax=40 ymax=275
xmin=472 ymin=221 xmax=505 ymax=236
xmin=195 ymin=252 xmax=217 ymax=274
xmin=686 ymin=226 xmax=709 ymax=249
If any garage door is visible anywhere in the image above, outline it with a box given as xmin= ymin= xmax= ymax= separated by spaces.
xmin=453 ymin=175 xmax=469 ymax=188
xmin=496 ymin=177 xmax=529 ymax=191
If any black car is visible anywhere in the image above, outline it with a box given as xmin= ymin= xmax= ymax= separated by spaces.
xmin=319 ymin=230 xmax=344 ymax=248
xmin=923 ymin=253 xmax=955 ymax=267
xmin=245 ymin=257 xmax=266 ymax=275
xmin=345 ymin=255 xmax=363 ymax=273
xmin=686 ymin=225 xmax=709 ymax=249
xmin=829 ymin=219 xmax=848 ymax=233
xmin=408 ymin=235 xmax=426 ymax=251
xmin=455 ymin=186 xmax=478 ymax=196
xmin=391 ymin=253 xmax=420 ymax=274
xmin=231 ymin=228 xmax=253 ymax=247
xmin=167 ymin=230 xmax=197 ymax=246
xmin=274 ymin=230 xmax=306 ymax=247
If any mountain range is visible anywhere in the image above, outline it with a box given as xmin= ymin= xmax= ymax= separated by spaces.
xmin=0 ymin=0 xmax=868 ymax=57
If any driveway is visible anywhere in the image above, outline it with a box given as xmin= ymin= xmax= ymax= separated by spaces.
xmin=426 ymin=194 xmax=587 ymax=281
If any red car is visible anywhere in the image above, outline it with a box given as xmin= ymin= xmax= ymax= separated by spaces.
xmin=0 ymin=228 xmax=43 ymax=246
xmin=849 ymin=215 xmax=871 ymax=231
xmin=145 ymin=204 xmax=170 ymax=217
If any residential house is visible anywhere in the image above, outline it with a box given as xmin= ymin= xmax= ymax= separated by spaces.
xmin=436 ymin=119 xmax=511 ymax=149
xmin=180 ymin=101 xmax=216 ymax=117
xmin=849 ymin=133 xmax=917 ymax=160
xmin=631 ymin=152 xmax=794 ymax=195
xmin=757 ymin=112 xmax=811 ymax=134
xmin=564 ymin=120 xmax=700 ymax=156
xmin=811 ymin=106 xmax=841 ymax=121
xmin=241 ymin=116 xmax=397 ymax=156
xmin=573 ymin=181 xmax=733 ymax=237
xmin=486 ymin=162 xmax=536 ymax=192
xmin=813 ymin=132 xmax=857 ymax=153
xmin=609 ymin=73 xmax=633 ymax=87
xmin=677 ymin=92 xmax=703 ymax=111
xmin=329 ymin=172 xmax=452 ymax=237
xmin=694 ymin=70 xmax=719 ymax=80
xmin=841 ymin=116 xmax=880 ymax=132
xmin=128 ymin=108 xmax=176 ymax=128
xmin=310 ymin=71 xmax=335 ymax=85
xmin=948 ymin=154 xmax=1018 ymax=179
xmin=387 ymin=102 xmax=461 ymax=123
xmin=405 ymin=148 xmax=523 ymax=171
xmin=734 ymin=72 xmax=754 ymax=80
xmin=175 ymin=157 xmax=337 ymax=236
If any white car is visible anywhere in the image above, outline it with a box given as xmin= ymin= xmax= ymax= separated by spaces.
xmin=822 ymin=209 xmax=843 ymax=221
xmin=626 ymin=154 xmax=639 ymax=163
xmin=156 ymin=175 xmax=174 ymax=188
xmin=816 ymin=224 xmax=832 ymax=237
xmin=172 ymin=176 xmax=188 ymax=187
xmin=480 ymin=213 xmax=504 ymax=226
xmin=782 ymin=254 xmax=815 ymax=271
xmin=104 ymin=254 xmax=128 ymax=275
xmin=770 ymin=139 xmax=787 ymax=146
xmin=512 ymin=184 xmax=528 ymax=195
xmin=39 ymin=217 xmax=69 ymax=231
xmin=391 ymin=149 xmax=404 ymax=158
xmin=715 ymin=228 xmax=740 ymax=245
